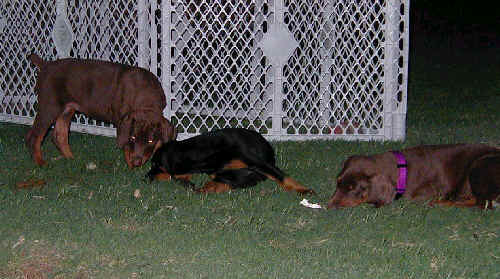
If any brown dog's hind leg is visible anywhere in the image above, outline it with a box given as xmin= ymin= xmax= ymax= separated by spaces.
xmin=429 ymin=198 xmax=479 ymax=208
xmin=196 ymin=180 xmax=232 ymax=193
xmin=53 ymin=104 xmax=77 ymax=159
xmin=26 ymin=125 xmax=47 ymax=166
xmin=26 ymin=110 xmax=62 ymax=166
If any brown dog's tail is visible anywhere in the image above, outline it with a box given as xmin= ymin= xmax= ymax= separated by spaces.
xmin=28 ymin=53 xmax=46 ymax=69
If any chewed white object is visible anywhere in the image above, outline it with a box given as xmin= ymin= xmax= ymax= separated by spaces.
xmin=86 ymin=162 xmax=97 ymax=170
xmin=300 ymin=199 xmax=323 ymax=209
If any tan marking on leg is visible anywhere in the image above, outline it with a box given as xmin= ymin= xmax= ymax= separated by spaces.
xmin=153 ymin=172 xmax=192 ymax=183
xmin=123 ymin=147 xmax=133 ymax=169
xmin=266 ymin=175 xmax=315 ymax=194
xmin=154 ymin=173 xmax=172 ymax=181
xmin=223 ymin=159 xmax=248 ymax=170
xmin=174 ymin=174 xmax=193 ymax=182
xmin=196 ymin=180 xmax=232 ymax=193
xmin=153 ymin=140 xmax=162 ymax=154
xmin=430 ymin=197 xmax=479 ymax=208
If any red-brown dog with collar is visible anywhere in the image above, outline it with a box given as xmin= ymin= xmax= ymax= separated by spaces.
xmin=26 ymin=54 xmax=176 ymax=168
xmin=328 ymin=144 xmax=500 ymax=209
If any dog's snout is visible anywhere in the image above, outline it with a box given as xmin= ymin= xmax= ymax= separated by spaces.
xmin=327 ymin=200 xmax=338 ymax=209
xmin=131 ymin=157 xmax=143 ymax=167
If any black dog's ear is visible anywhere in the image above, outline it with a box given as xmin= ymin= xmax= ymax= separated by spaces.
xmin=117 ymin=114 xmax=133 ymax=148
xmin=161 ymin=118 xmax=177 ymax=142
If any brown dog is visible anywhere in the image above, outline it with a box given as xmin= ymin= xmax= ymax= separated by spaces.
xmin=328 ymin=144 xmax=500 ymax=209
xmin=26 ymin=54 xmax=176 ymax=168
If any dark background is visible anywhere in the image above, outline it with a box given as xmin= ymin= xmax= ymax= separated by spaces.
xmin=411 ymin=0 xmax=499 ymax=49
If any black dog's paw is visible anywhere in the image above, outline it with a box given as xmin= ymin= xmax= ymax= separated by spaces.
xmin=296 ymin=188 xmax=316 ymax=196
xmin=145 ymin=169 xmax=159 ymax=183
xmin=173 ymin=178 xmax=196 ymax=191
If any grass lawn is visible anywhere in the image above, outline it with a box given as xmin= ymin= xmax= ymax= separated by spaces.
xmin=1 ymin=44 xmax=500 ymax=278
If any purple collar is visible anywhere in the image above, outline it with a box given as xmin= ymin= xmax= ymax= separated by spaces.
xmin=391 ymin=151 xmax=408 ymax=194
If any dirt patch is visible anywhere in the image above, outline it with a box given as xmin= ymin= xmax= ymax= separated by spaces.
xmin=1 ymin=240 xmax=87 ymax=279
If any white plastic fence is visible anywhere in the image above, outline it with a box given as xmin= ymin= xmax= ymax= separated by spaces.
xmin=0 ymin=0 xmax=409 ymax=141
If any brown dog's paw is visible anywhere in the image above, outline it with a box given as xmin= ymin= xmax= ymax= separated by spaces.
xmin=34 ymin=156 xmax=47 ymax=167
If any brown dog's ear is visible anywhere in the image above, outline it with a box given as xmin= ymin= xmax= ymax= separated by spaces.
xmin=370 ymin=174 xmax=396 ymax=207
xmin=161 ymin=118 xmax=177 ymax=142
xmin=117 ymin=114 xmax=132 ymax=148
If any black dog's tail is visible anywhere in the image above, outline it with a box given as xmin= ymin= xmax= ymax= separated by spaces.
xmin=28 ymin=53 xmax=46 ymax=69
xmin=252 ymin=161 xmax=315 ymax=195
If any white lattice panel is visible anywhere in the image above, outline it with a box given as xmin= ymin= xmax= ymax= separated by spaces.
xmin=0 ymin=0 xmax=409 ymax=141
xmin=168 ymin=0 xmax=276 ymax=135
xmin=0 ymin=1 xmax=57 ymax=124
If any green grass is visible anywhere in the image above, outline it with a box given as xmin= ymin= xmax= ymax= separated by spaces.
xmin=1 ymin=45 xmax=500 ymax=278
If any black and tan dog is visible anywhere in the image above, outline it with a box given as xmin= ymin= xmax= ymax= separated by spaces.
xmin=147 ymin=128 xmax=315 ymax=194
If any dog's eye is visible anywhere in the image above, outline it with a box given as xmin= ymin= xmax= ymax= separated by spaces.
xmin=129 ymin=136 xmax=136 ymax=143
xmin=148 ymin=139 xmax=154 ymax=144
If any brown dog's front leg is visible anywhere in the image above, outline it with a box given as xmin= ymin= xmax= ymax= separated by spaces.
xmin=123 ymin=146 xmax=134 ymax=169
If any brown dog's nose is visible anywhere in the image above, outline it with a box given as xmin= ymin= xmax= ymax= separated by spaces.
xmin=132 ymin=157 xmax=143 ymax=167
xmin=327 ymin=196 xmax=342 ymax=209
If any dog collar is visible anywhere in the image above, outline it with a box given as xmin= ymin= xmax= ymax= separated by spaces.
xmin=391 ymin=151 xmax=408 ymax=194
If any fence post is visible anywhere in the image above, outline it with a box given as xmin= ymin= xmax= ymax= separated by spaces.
xmin=259 ymin=0 xmax=299 ymax=139
xmin=383 ymin=0 xmax=400 ymax=140
xmin=320 ymin=1 xmax=334 ymax=133
xmin=162 ymin=0 xmax=172 ymax=120
xmin=137 ymin=0 xmax=148 ymax=69
xmin=52 ymin=0 xmax=73 ymax=58
xmin=394 ymin=0 xmax=410 ymax=141
xmin=149 ymin=1 xmax=158 ymax=75
xmin=272 ymin=0 xmax=283 ymax=138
